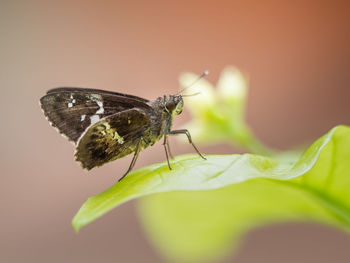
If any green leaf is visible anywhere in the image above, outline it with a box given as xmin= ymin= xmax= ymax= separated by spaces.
xmin=137 ymin=125 xmax=350 ymax=262
xmin=73 ymin=125 xmax=350 ymax=252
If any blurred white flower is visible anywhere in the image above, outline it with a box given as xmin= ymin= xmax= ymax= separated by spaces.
xmin=216 ymin=66 xmax=248 ymax=102
xmin=178 ymin=66 xmax=248 ymax=119
xmin=178 ymin=72 xmax=216 ymax=116
xmin=177 ymin=66 xmax=268 ymax=155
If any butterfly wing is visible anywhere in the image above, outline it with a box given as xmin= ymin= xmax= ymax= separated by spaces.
xmin=75 ymin=108 xmax=150 ymax=170
xmin=46 ymin=87 xmax=149 ymax=102
xmin=40 ymin=87 xmax=151 ymax=143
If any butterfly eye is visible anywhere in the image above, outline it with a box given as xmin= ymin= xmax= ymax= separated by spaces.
xmin=165 ymin=101 xmax=176 ymax=112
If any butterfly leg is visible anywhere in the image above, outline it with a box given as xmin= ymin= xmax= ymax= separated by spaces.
xmin=166 ymin=139 xmax=174 ymax=159
xmin=163 ymin=135 xmax=172 ymax=170
xmin=168 ymin=129 xmax=206 ymax=160
xmin=118 ymin=141 xmax=141 ymax=182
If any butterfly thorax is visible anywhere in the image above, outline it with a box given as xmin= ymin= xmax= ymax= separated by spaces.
xmin=145 ymin=95 xmax=183 ymax=145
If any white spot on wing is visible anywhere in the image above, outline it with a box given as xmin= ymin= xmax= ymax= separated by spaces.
xmin=89 ymin=94 xmax=104 ymax=116
xmin=81 ymin=114 xmax=86 ymax=121
xmin=96 ymin=101 xmax=104 ymax=114
xmin=90 ymin=115 xmax=100 ymax=124
xmin=68 ymin=94 xmax=76 ymax=108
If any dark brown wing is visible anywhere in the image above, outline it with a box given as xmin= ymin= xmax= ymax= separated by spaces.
xmin=46 ymin=87 xmax=149 ymax=102
xmin=40 ymin=87 xmax=151 ymax=143
xmin=75 ymin=108 xmax=150 ymax=170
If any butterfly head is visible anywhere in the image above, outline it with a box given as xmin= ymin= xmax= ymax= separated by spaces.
xmin=165 ymin=95 xmax=184 ymax=115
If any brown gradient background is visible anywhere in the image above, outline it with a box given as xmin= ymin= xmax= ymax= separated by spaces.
xmin=1 ymin=1 xmax=350 ymax=262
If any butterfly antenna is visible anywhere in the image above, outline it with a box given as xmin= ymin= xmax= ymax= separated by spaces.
xmin=177 ymin=70 xmax=209 ymax=95
xmin=182 ymin=92 xmax=201 ymax=97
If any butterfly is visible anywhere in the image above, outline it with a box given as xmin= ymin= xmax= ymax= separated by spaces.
xmin=40 ymin=86 xmax=206 ymax=181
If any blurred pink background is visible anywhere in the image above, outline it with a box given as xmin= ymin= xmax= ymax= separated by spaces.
xmin=1 ymin=1 xmax=350 ymax=262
